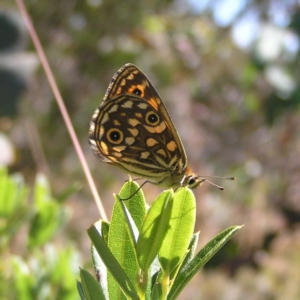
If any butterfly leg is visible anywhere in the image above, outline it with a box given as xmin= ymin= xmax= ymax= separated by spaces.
xmin=125 ymin=177 xmax=143 ymax=183
xmin=120 ymin=180 xmax=149 ymax=201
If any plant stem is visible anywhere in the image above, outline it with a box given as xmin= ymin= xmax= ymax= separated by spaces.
xmin=137 ymin=270 xmax=148 ymax=299
xmin=161 ymin=272 xmax=169 ymax=299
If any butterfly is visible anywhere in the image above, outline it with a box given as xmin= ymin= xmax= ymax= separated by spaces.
xmin=89 ymin=63 xmax=206 ymax=190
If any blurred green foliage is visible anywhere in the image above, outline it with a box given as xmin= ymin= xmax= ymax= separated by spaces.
xmin=0 ymin=168 xmax=79 ymax=299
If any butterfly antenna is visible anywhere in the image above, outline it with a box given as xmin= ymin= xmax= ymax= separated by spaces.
xmin=200 ymin=175 xmax=236 ymax=181
xmin=204 ymin=179 xmax=224 ymax=190
xmin=198 ymin=175 xmax=235 ymax=190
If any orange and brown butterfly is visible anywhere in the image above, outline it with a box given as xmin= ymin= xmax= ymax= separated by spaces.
xmin=89 ymin=63 xmax=205 ymax=190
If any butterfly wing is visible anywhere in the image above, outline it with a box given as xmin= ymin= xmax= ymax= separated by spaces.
xmin=89 ymin=64 xmax=188 ymax=187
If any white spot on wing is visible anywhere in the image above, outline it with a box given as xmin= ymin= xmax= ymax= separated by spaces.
xmin=122 ymin=101 xmax=133 ymax=108
xmin=125 ymin=137 xmax=135 ymax=145
xmin=109 ymin=104 xmax=118 ymax=113
xmin=137 ymin=103 xmax=148 ymax=109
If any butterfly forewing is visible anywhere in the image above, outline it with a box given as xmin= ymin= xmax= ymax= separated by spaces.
xmin=89 ymin=64 xmax=201 ymax=189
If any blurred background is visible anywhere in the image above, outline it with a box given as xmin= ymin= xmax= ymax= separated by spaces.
xmin=1 ymin=0 xmax=300 ymax=299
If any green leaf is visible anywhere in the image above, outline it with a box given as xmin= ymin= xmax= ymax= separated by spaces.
xmin=91 ymin=221 xmax=110 ymax=299
xmin=29 ymin=174 xmax=68 ymax=247
xmin=107 ymin=181 xmax=144 ymax=299
xmin=169 ymin=232 xmax=199 ymax=280
xmin=159 ymin=187 xmax=196 ymax=275
xmin=118 ymin=179 xmax=147 ymax=231
xmin=151 ymin=278 xmax=163 ymax=300
xmin=0 ymin=168 xmax=28 ymax=217
xmin=80 ymin=268 xmax=106 ymax=300
xmin=0 ymin=169 xmax=30 ymax=242
xmin=168 ymin=225 xmax=242 ymax=300
xmin=11 ymin=257 xmax=34 ymax=300
xmin=136 ymin=189 xmax=174 ymax=272
xmin=88 ymin=225 xmax=139 ymax=300
xmin=76 ymin=281 xmax=85 ymax=300
xmin=183 ymin=232 xmax=199 ymax=265
xmin=115 ymin=180 xmax=147 ymax=251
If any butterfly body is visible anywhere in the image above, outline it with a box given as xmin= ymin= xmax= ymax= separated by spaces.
xmin=89 ymin=64 xmax=204 ymax=189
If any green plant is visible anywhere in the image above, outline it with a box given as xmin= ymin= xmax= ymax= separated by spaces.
xmin=77 ymin=180 xmax=241 ymax=300
xmin=0 ymin=168 xmax=80 ymax=300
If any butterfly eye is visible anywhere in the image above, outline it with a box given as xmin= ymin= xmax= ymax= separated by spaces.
xmin=188 ymin=177 xmax=196 ymax=186
xmin=132 ymin=88 xmax=142 ymax=96
xmin=145 ymin=111 xmax=160 ymax=126
xmin=187 ymin=176 xmax=203 ymax=189
xmin=107 ymin=128 xmax=123 ymax=144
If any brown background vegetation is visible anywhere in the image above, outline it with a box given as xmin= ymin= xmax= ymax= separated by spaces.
xmin=1 ymin=0 xmax=300 ymax=299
